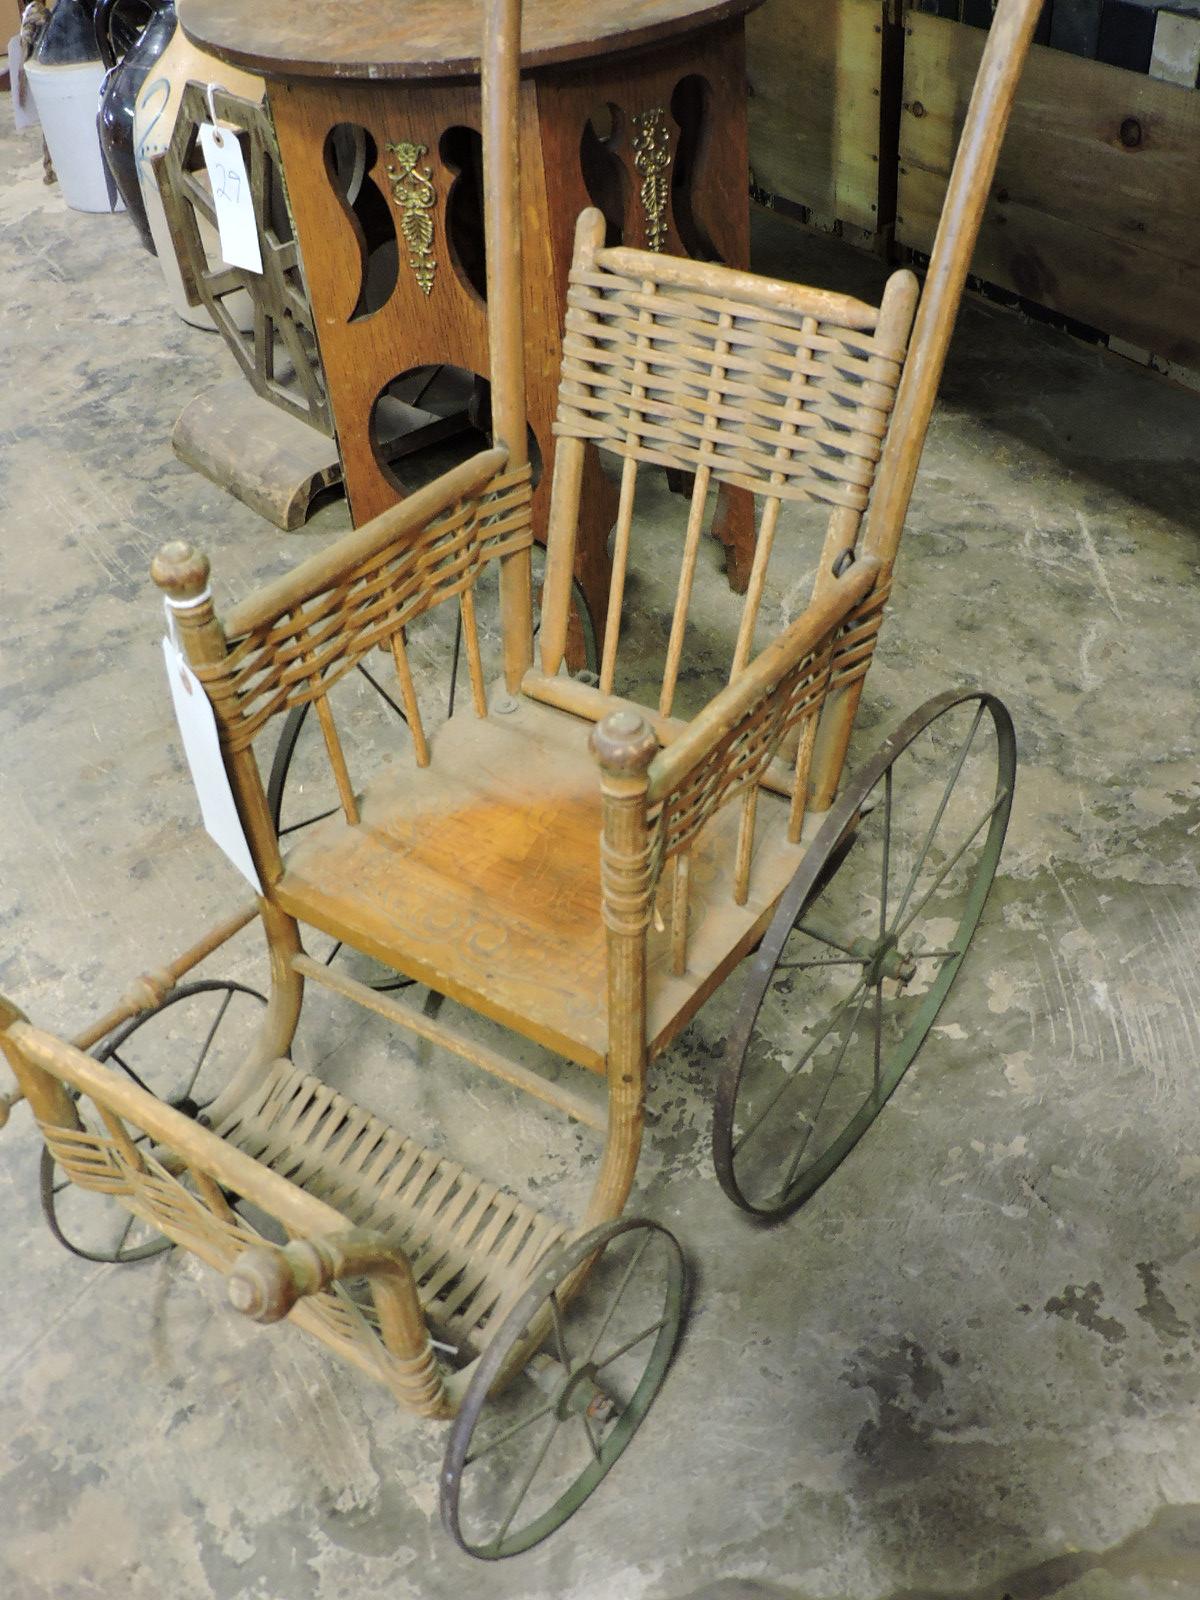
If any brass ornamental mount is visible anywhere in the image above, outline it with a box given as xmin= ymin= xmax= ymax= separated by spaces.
xmin=631 ymin=106 xmax=671 ymax=251
xmin=387 ymin=140 xmax=439 ymax=296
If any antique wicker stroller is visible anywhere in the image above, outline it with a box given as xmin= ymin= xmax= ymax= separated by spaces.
xmin=0 ymin=0 xmax=1040 ymax=1559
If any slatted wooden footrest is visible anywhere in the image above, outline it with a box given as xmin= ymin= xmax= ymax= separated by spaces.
xmin=213 ymin=1060 xmax=568 ymax=1352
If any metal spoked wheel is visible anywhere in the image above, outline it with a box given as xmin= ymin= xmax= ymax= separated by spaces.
xmin=441 ymin=1218 xmax=685 ymax=1559
xmin=40 ymin=980 xmax=267 ymax=1263
xmin=714 ymin=689 xmax=1015 ymax=1221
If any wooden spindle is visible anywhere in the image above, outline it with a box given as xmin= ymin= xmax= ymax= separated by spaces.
xmin=659 ymin=465 xmax=712 ymax=717
xmin=598 ymin=275 xmax=656 ymax=697
xmin=670 ymin=851 xmax=691 ymax=976
xmin=191 ymin=1165 xmax=237 ymax=1223
xmin=599 ymin=456 xmax=639 ymax=696
xmin=540 ymin=208 xmax=606 ymax=678
xmin=788 ymin=708 xmax=820 ymax=843
xmin=730 ymin=313 xmax=820 ymax=678
xmin=311 ymin=689 xmax=359 ymax=826
xmin=482 ymin=0 xmax=532 ymax=692
xmin=389 ymin=630 xmax=429 ymax=767
xmin=730 ymin=494 xmax=782 ymax=678
xmin=734 ymin=787 xmax=758 ymax=906
xmin=660 ymin=307 xmax=734 ymax=716
xmin=458 ymin=587 xmax=488 ymax=716
xmin=98 ymin=1104 xmax=146 ymax=1170
xmin=287 ymin=601 xmax=360 ymax=825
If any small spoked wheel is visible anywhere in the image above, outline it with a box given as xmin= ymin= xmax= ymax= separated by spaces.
xmin=40 ymin=979 xmax=266 ymax=1263
xmin=441 ymin=1218 xmax=685 ymax=1559
xmin=714 ymin=689 xmax=1015 ymax=1221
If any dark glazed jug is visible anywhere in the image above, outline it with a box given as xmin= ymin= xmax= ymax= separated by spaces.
xmin=34 ymin=0 xmax=101 ymax=64
xmin=95 ymin=0 xmax=174 ymax=252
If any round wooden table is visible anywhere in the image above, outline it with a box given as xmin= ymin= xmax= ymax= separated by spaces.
xmin=179 ymin=0 xmax=763 ymax=625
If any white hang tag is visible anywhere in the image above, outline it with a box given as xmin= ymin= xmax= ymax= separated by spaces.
xmin=198 ymin=121 xmax=263 ymax=274
xmin=9 ymin=36 xmax=37 ymax=131
xmin=161 ymin=634 xmax=263 ymax=894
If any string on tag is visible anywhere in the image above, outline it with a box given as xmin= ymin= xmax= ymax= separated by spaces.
xmin=205 ymin=80 xmax=223 ymax=144
xmin=163 ymin=587 xmax=212 ymax=650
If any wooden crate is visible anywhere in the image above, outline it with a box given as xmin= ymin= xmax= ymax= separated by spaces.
xmin=746 ymin=0 xmax=893 ymax=238
xmin=897 ymin=8 xmax=1200 ymax=367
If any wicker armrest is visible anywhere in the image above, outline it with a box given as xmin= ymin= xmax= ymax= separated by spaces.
xmin=644 ymin=558 xmax=881 ymax=807
xmin=229 ymin=1230 xmax=439 ymax=1401
xmin=222 ymin=446 xmax=511 ymax=639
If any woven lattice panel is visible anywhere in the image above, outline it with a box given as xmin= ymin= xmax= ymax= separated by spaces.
xmin=38 ymin=1118 xmax=433 ymax=1406
xmin=197 ymin=464 xmax=532 ymax=753
xmin=829 ymin=574 xmax=892 ymax=692
xmin=651 ymin=646 xmax=832 ymax=867
xmin=554 ymin=254 xmax=908 ymax=510
xmin=216 ymin=1060 xmax=567 ymax=1351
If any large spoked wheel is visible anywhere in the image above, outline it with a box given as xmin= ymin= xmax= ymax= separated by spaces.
xmin=40 ymin=980 xmax=266 ymax=1263
xmin=441 ymin=1218 xmax=685 ymax=1559
xmin=714 ymin=689 xmax=1015 ymax=1221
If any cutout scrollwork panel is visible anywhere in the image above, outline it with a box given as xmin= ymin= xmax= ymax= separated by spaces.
xmin=323 ymin=123 xmax=400 ymax=322
xmin=670 ymin=75 xmax=722 ymax=263
xmin=580 ymin=103 xmax=631 ymax=247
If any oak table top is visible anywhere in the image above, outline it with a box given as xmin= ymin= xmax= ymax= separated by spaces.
xmin=179 ymin=0 xmax=761 ymax=81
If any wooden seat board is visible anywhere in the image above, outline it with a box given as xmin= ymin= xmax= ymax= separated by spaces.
xmin=274 ymin=695 xmax=808 ymax=1072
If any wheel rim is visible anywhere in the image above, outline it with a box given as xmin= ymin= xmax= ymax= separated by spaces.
xmin=714 ymin=690 xmax=1016 ymax=1220
xmin=40 ymin=980 xmax=266 ymax=1264
xmin=441 ymin=1218 xmax=685 ymax=1559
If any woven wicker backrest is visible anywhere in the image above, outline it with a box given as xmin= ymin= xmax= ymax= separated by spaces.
xmin=545 ymin=225 xmax=918 ymax=721
xmin=557 ymin=248 xmax=909 ymax=512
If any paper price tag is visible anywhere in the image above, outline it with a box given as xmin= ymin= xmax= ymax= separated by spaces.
xmin=198 ymin=121 xmax=263 ymax=274
xmin=161 ymin=634 xmax=262 ymax=894
xmin=8 ymin=35 xmax=38 ymax=131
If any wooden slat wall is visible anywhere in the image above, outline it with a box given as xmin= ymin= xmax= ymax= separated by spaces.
xmin=897 ymin=10 xmax=1200 ymax=366
xmin=747 ymin=0 xmax=887 ymax=232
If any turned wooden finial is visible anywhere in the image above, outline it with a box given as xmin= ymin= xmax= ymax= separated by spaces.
xmin=151 ymin=541 xmax=210 ymax=604
xmin=228 ymin=1245 xmax=301 ymax=1324
xmin=590 ymin=709 xmax=658 ymax=777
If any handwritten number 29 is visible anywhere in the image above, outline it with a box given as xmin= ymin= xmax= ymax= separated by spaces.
xmin=213 ymin=164 xmax=241 ymax=206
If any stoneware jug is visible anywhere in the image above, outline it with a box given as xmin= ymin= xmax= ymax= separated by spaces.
xmin=24 ymin=0 xmax=120 ymax=212
xmin=95 ymin=0 xmax=175 ymax=252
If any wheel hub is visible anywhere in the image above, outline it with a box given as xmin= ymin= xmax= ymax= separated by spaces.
xmin=851 ymin=934 xmax=918 ymax=988
xmin=554 ymin=1360 xmax=615 ymax=1423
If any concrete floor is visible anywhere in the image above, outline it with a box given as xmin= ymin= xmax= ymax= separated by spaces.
xmin=3 ymin=110 xmax=1200 ymax=1600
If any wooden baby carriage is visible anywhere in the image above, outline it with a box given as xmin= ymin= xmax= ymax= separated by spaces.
xmin=0 ymin=0 xmax=1039 ymax=1559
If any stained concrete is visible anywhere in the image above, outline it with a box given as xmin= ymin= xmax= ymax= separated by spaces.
xmin=3 ymin=108 xmax=1200 ymax=1600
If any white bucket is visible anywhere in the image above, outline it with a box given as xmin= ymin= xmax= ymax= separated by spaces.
xmin=24 ymin=57 xmax=122 ymax=213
